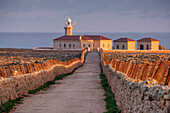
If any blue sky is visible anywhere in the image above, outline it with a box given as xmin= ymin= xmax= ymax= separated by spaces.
xmin=0 ymin=0 xmax=170 ymax=32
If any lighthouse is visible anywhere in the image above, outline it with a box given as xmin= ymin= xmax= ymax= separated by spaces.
xmin=64 ymin=17 xmax=76 ymax=36
xmin=53 ymin=17 xmax=112 ymax=51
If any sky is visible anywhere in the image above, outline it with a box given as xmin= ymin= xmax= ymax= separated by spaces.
xmin=0 ymin=0 xmax=170 ymax=32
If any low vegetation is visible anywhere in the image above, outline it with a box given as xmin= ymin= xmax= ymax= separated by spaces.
xmin=99 ymin=64 xmax=120 ymax=113
xmin=105 ymin=52 xmax=170 ymax=64
xmin=0 ymin=48 xmax=81 ymax=66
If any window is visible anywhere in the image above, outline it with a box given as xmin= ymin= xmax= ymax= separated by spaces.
xmin=59 ymin=44 xmax=61 ymax=47
xmin=83 ymin=44 xmax=85 ymax=47
xmin=103 ymin=44 xmax=105 ymax=47
xmin=69 ymin=44 xmax=71 ymax=48
xmin=147 ymin=45 xmax=149 ymax=50
xmin=89 ymin=44 xmax=90 ymax=47
xmin=122 ymin=45 xmax=125 ymax=49
xmin=108 ymin=44 xmax=110 ymax=47
xmin=73 ymin=44 xmax=75 ymax=47
xmin=117 ymin=45 xmax=119 ymax=49
xmin=64 ymin=44 xmax=66 ymax=47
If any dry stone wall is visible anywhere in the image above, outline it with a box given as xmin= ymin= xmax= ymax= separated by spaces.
xmin=100 ymin=49 xmax=170 ymax=113
xmin=0 ymin=49 xmax=87 ymax=104
xmin=101 ymin=62 xmax=170 ymax=113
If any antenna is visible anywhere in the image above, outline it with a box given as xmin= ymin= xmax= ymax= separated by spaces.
xmin=64 ymin=17 xmax=76 ymax=27
xmin=72 ymin=21 xmax=76 ymax=26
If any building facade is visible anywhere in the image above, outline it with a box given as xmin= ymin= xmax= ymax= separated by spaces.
xmin=113 ymin=38 xmax=136 ymax=50
xmin=84 ymin=35 xmax=112 ymax=51
xmin=137 ymin=38 xmax=159 ymax=50
xmin=53 ymin=35 xmax=94 ymax=50
xmin=53 ymin=35 xmax=112 ymax=51
xmin=53 ymin=17 xmax=112 ymax=51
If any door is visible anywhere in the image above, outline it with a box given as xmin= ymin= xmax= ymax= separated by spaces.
xmin=140 ymin=45 xmax=144 ymax=50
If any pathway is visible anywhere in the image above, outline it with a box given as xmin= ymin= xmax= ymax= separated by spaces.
xmin=14 ymin=52 xmax=106 ymax=113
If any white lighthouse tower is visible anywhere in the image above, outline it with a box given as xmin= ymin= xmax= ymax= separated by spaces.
xmin=64 ymin=17 xmax=76 ymax=36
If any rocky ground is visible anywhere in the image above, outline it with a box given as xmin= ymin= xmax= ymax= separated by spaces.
xmin=0 ymin=48 xmax=81 ymax=66
xmin=105 ymin=52 xmax=170 ymax=64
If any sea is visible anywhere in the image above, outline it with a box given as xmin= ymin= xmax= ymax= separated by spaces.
xmin=0 ymin=32 xmax=170 ymax=49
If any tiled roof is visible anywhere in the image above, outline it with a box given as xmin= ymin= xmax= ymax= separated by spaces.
xmin=54 ymin=35 xmax=112 ymax=41
xmin=81 ymin=36 xmax=93 ymax=40
xmin=84 ymin=35 xmax=112 ymax=40
xmin=53 ymin=35 xmax=92 ymax=40
xmin=137 ymin=37 xmax=159 ymax=42
xmin=113 ymin=38 xmax=135 ymax=42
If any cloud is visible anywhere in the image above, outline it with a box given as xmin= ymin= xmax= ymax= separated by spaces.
xmin=0 ymin=9 xmax=6 ymax=16
xmin=1 ymin=0 xmax=170 ymax=20
xmin=161 ymin=13 xmax=170 ymax=19
xmin=3 ymin=10 xmax=67 ymax=20
xmin=0 ymin=0 xmax=170 ymax=32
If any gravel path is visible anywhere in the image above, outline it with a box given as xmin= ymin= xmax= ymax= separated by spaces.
xmin=14 ymin=52 xmax=106 ymax=113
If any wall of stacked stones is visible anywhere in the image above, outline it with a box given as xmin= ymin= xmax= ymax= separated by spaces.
xmin=100 ymin=49 xmax=170 ymax=113
xmin=0 ymin=49 xmax=87 ymax=104
xmin=103 ymin=50 xmax=170 ymax=53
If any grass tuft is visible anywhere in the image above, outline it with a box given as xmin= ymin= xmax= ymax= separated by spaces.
xmin=0 ymin=97 xmax=23 ymax=113
xmin=28 ymin=81 xmax=55 ymax=94
xmin=99 ymin=64 xmax=121 ymax=113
